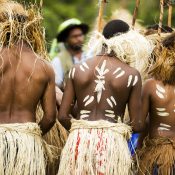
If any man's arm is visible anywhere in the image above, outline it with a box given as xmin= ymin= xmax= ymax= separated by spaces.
xmin=39 ymin=64 xmax=56 ymax=135
xmin=128 ymin=72 xmax=144 ymax=132
xmin=58 ymin=70 xmax=76 ymax=130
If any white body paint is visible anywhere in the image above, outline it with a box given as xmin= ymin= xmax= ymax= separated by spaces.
xmin=132 ymin=75 xmax=138 ymax=86
xmin=158 ymin=127 xmax=170 ymax=131
xmin=80 ymin=65 xmax=85 ymax=72
xmin=157 ymin=112 xmax=169 ymax=117
xmin=72 ymin=68 xmax=76 ymax=79
xmin=156 ymin=84 xmax=166 ymax=99
xmin=80 ymin=110 xmax=91 ymax=115
xmin=80 ymin=114 xmax=90 ymax=119
xmin=105 ymin=110 xmax=114 ymax=114
xmin=83 ymin=95 xmax=90 ymax=102
xmin=105 ymin=114 xmax=115 ymax=118
xmin=68 ymin=69 xmax=72 ymax=79
xmin=107 ymin=98 xmax=113 ymax=108
xmin=106 ymin=96 xmax=117 ymax=108
xmin=84 ymin=96 xmax=94 ymax=107
xmin=160 ymin=123 xmax=171 ymax=128
xmin=115 ymin=70 xmax=125 ymax=79
xmin=113 ymin=67 xmax=125 ymax=79
xmin=82 ymin=62 xmax=89 ymax=69
xmin=127 ymin=75 xmax=133 ymax=87
xmin=83 ymin=95 xmax=94 ymax=107
xmin=156 ymin=108 xmax=166 ymax=112
xmin=69 ymin=68 xmax=76 ymax=79
xmin=113 ymin=67 xmax=121 ymax=75
xmin=94 ymin=60 xmax=109 ymax=103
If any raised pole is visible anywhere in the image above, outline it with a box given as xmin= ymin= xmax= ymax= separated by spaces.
xmin=97 ymin=0 xmax=107 ymax=32
xmin=132 ymin=0 xmax=140 ymax=28
xmin=168 ymin=4 xmax=173 ymax=27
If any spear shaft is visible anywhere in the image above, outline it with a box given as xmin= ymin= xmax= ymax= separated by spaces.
xmin=97 ymin=0 xmax=107 ymax=32
xmin=132 ymin=0 xmax=140 ymax=28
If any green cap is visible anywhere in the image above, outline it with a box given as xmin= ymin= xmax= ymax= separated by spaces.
xmin=57 ymin=18 xmax=89 ymax=42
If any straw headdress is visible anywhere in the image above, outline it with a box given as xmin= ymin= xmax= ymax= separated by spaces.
xmin=0 ymin=0 xmax=48 ymax=59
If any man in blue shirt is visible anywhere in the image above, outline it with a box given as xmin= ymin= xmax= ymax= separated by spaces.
xmin=50 ymin=18 xmax=90 ymax=88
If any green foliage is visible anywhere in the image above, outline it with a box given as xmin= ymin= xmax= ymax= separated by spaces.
xmin=18 ymin=0 xmax=175 ymax=48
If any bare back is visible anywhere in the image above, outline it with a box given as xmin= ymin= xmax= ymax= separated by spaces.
xmin=59 ymin=55 xmax=142 ymax=129
xmin=142 ymin=79 xmax=175 ymax=138
xmin=0 ymin=45 xmax=56 ymax=127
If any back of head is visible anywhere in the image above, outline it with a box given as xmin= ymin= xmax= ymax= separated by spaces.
xmin=102 ymin=19 xmax=129 ymax=39
xmin=88 ymin=19 xmax=154 ymax=78
xmin=149 ymin=32 xmax=175 ymax=85
xmin=0 ymin=0 xmax=48 ymax=59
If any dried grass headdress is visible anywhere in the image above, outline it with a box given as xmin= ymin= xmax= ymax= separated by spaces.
xmin=0 ymin=0 xmax=48 ymax=59
xmin=88 ymin=29 xmax=154 ymax=77
xmin=149 ymin=32 xmax=175 ymax=85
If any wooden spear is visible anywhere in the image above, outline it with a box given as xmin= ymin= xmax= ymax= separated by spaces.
xmin=158 ymin=0 xmax=164 ymax=38
xmin=168 ymin=3 xmax=173 ymax=27
xmin=132 ymin=0 xmax=140 ymax=28
xmin=97 ymin=0 xmax=107 ymax=32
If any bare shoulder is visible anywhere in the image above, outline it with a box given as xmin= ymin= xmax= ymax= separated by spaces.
xmin=35 ymin=57 xmax=55 ymax=81
xmin=143 ymin=78 xmax=155 ymax=88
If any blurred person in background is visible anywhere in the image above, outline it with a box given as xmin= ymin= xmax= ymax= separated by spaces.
xmin=50 ymin=18 xmax=90 ymax=89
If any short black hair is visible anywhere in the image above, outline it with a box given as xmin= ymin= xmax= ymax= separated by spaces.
xmin=103 ymin=20 xmax=130 ymax=39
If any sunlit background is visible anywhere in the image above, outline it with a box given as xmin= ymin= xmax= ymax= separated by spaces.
xmin=20 ymin=0 xmax=175 ymax=47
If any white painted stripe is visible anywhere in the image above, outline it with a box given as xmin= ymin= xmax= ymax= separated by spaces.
xmin=83 ymin=95 xmax=90 ymax=102
xmin=68 ymin=69 xmax=72 ymax=79
xmin=105 ymin=110 xmax=114 ymax=114
xmin=127 ymin=75 xmax=133 ymax=87
xmin=105 ymin=114 xmax=115 ymax=118
xmin=132 ymin=75 xmax=138 ymax=86
xmin=85 ymin=96 xmax=94 ymax=106
xmin=103 ymin=69 xmax=109 ymax=75
xmin=82 ymin=62 xmax=89 ymax=69
xmin=101 ymin=60 xmax=107 ymax=73
xmin=116 ymin=70 xmax=125 ymax=79
xmin=156 ymin=108 xmax=166 ymax=112
xmin=80 ymin=65 xmax=85 ymax=72
xmin=80 ymin=114 xmax=89 ymax=119
xmin=157 ymin=112 xmax=169 ymax=117
xmin=156 ymin=84 xmax=165 ymax=93
xmin=158 ymin=127 xmax=170 ymax=131
xmin=72 ymin=68 xmax=76 ymax=79
xmin=107 ymin=98 xmax=113 ymax=108
xmin=156 ymin=90 xmax=165 ymax=99
xmin=80 ymin=110 xmax=91 ymax=114
xmin=113 ymin=67 xmax=121 ymax=75
xmin=110 ymin=96 xmax=117 ymax=106
xmin=160 ymin=123 xmax=171 ymax=128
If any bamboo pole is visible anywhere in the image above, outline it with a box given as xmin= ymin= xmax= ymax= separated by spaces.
xmin=97 ymin=0 xmax=107 ymax=32
xmin=158 ymin=0 xmax=164 ymax=38
xmin=168 ymin=4 xmax=173 ymax=27
xmin=132 ymin=0 xmax=140 ymax=28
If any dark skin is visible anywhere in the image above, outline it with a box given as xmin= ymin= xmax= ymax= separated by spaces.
xmin=58 ymin=55 xmax=142 ymax=131
xmin=141 ymin=79 xmax=175 ymax=138
xmin=0 ymin=43 xmax=56 ymax=135
xmin=65 ymin=28 xmax=84 ymax=60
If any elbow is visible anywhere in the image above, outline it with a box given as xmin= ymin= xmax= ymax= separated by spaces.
xmin=47 ymin=113 xmax=56 ymax=128
xmin=58 ymin=113 xmax=71 ymax=130
xmin=132 ymin=121 xmax=145 ymax=133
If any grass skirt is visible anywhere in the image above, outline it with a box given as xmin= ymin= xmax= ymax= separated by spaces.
xmin=0 ymin=122 xmax=53 ymax=175
xmin=58 ymin=119 xmax=133 ymax=175
xmin=137 ymin=137 xmax=175 ymax=175
xmin=36 ymin=106 xmax=68 ymax=175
